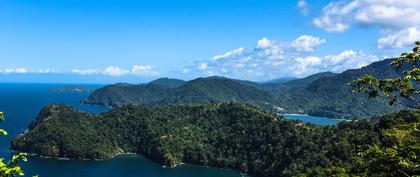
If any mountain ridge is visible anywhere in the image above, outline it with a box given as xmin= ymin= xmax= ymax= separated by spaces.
xmin=83 ymin=59 xmax=407 ymax=119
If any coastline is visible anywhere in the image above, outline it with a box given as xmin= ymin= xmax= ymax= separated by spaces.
xmin=23 ymin=151 xmax=249 ymax=176
xmin=25 ymin=152 xmax=138 ymax=161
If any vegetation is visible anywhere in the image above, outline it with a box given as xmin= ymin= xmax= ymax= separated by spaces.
xmin=350 ymin=41 xmax=419 ymax=109
xmin=84 ymin=59 xmax=405 ymax=119
xmin=83 ymin=76 xmax=281 ymax=111
xmin=0 ymin=112 xmax=32 ymax=177
xmin=278 ymin=59 xmax=406 ymax=119
xmin=11 ymin=103 xmax=420 ymax=177
xmin=346 ymin=41 xmax=420 ymax=177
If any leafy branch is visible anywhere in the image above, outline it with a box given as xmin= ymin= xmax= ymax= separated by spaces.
xmin=0 ymin=112 xmax=36 ymax=177
xmin=348 ymin=41 xmax=420 ymax=109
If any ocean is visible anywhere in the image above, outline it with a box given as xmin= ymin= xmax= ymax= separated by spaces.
xmin=0 ymin=83 xmax=344 ymax=177
xmin=0 ymin=83 xmax=246 ymax=177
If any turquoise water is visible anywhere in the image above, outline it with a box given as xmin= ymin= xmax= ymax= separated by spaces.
xmin=0 ymin=83 xmax=246 ymax=177
xmin=282 ymin=114 xmax=346 ymax=126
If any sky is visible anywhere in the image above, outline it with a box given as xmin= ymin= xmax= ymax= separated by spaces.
xmin=0 ymin=0 xmax=419 ymax=83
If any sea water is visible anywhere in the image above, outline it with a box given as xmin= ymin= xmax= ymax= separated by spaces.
xmin=0 ymin=83 xmax=247 ymax=177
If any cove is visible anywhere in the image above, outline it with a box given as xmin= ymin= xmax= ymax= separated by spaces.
xmin=281 ymin=114 xmax=348 ymax=126
xmin=0 ymin=83 xmax=247 ymax=177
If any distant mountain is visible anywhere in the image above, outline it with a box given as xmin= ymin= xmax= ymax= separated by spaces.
xmin=83 ymin=76 xmax=280 ymax=111
xmin=83 ymin=59 xmax=409 ymax=119
xmin=279 ymin=59 xmax=406 ymax=119
xmin=260 ymin=77 xmax=298 ymax=84
xmin=148 ymin=77 xmax=186 ymax=88
xmin=261 ymin=72 xmax=337 ymax=92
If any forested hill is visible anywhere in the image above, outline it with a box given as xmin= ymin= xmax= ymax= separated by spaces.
xmin=83 ymin=59 xmax=408 ymax=119
xmin=148 ymin=78 xmax=186 ymax=88
xmin=83 ymin=76 xmax=281 ymax=111
xmin=11 ymin=103 xmax=420 ymax=177
xmin=279 ymin=59 xmax=406 ymax=119
xmin=259 ymin=71 xmax=337 ymax=92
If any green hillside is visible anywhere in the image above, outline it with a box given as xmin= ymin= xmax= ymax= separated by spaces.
xmin=11 ymin=103 xmax=419 ymax=177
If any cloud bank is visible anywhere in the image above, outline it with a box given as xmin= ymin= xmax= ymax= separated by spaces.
xmin=181 ymin=35 xmax=380 ymax=80
xmin=313 ymin=0 xmax=420 ymax=49
xmin=72 ymin=65 xmax=159 ymax=77
xmin=0 ymin=68 xmax=58 ymax=74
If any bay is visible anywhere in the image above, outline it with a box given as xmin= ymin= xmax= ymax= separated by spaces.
xmin=0 ymin=83 xmax=246 ymax=177
xmin=282 ymin=114 xmax=347 ymax=126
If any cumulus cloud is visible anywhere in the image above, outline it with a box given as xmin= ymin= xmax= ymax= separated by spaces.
xmin=131 ymin=65 xmax=159 ymax=76
xmin=102 ymin=66 xmax=129 ymax=77
xmin=72 ymin=65 xmax=159 ymax=77
xmin=378 ymin=27 xmax=420 ymax=49
xmin=313 ymin=0 xmax=420 ymax=48
xmin=180 ymin=36 xmax=380 ymax=80
xmin=291 ymin=35 xmax=327 ymax=52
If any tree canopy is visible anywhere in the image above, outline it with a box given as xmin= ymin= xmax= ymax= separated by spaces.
xmin=0 ymin=112 xmax=33 ymax=177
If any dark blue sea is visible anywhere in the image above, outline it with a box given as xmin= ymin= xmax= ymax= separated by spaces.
xmin=0 ymin=83 xmax=247 ymax=177
xmin=0 ymin=83 xmax=343 ymax=177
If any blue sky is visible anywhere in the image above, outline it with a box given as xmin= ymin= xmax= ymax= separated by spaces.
xmin=0 ymin=0 xmax=419 ymax=83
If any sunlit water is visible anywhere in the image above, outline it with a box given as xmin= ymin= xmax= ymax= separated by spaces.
xmin=282 ymin=114 xmax=346 ymax=126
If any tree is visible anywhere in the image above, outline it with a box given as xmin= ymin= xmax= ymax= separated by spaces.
xmin=349 ymin=42 xmax=420 ymax=177
xmin=0 ymin=112 xmax=33 ymax=177
xmin=349 ymin=41 xmax=420 ymax=109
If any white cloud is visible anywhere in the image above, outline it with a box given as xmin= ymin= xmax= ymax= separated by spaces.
xmin=12 ymin=68 xmax=28 ymax=74
xmin=378 ymin=27 xmax=420 ymax=49
xmin=256 ymin=37 xmax=276 ymax=49
xmin=198 ymin=63 xmax=209 ymax=71
xmin=213 ymin=47 xmax=246 ymax=61
xmin=102 ymin=66 xmax=129 ymax=77
xmin=297 ymin=0 xmax=309 ymax=15
xmin=0 ymin=68 xmax=58 ymax=74
xmin=72 ymin=69 xmax=99 ymax=75
xmin=37 ymin=68 xmax=58 ymax=74
xmin=72 ymin=65 xmax=159 ymax=77
xmin=313 ymin=0 xmax=420 ymax=48
xmin=131 ymin=65 xmax=159 ymax=76
xmin=291 ymin=35 xmax=327 ymax=52
xmin=180 ymin=36 xmax=380 ymax=80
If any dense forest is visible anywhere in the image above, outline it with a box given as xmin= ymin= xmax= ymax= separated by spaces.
xmin=11 ymin=102 xmax=419 ymax=177
xmin=83 ymin=59 xmax=405 ymax=119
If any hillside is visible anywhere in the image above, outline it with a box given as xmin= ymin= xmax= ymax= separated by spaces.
xmin=11 ymin=103 xmax=419 ymax=177
xmin=83 ymin=76 xmax=281 ymax=110
xmin=261 ymin=72 xmax=337 ymax=92
xmin=279 ymin=59 xmax=406 ymax=119
xmin=148 ymin=78 xmax=186 ymax=88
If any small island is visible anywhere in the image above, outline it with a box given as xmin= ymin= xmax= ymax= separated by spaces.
xmin=48 ymin=86 xmax=94 ymax=93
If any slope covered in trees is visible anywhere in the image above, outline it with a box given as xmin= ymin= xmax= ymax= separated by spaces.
xmin=11 ymin=103 xmax=419 ymax=177
xmin=83 ymin=59 xmax=408 ymax=119
xmin=83 ymin=76 xmax=281 ymax=111
xmin=148 ymin=78 xmax=186 ymax=88
xmin=278 ymin=59 xmax=406 ymax=119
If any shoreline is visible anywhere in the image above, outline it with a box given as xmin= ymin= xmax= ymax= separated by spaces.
xmin=26 ymin=152 xmax=138 ymax=161
xmin=23 ymin=151 xmax=249 ymax=176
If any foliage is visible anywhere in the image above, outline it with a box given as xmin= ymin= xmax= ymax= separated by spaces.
xmin=85 ymin=64 xmax=406 ymax=119
xmin=354 ymin=120 xmax=420 ymax=176
xmin=11 ymin=103 xmax=420 ymax=177
xmin=83 ymin=76 xmax=280 ymax=111
xmin=348 ymin=42 xmax=420 ymax=177
xmin=349 ymin=41 xmax=420 ymax=109
xmin=0 ymin=112 xmax=34 ymax=177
